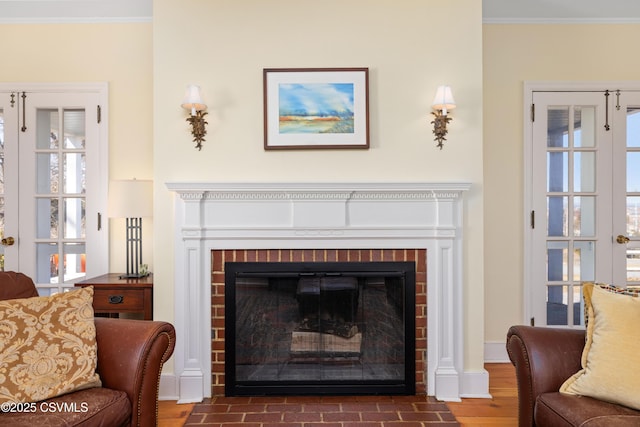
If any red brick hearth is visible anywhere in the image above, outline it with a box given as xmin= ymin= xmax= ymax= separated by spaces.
xmin=210 ymin=248 xmax=427 ymax=397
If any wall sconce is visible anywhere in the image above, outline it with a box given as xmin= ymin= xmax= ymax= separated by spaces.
xmin=181 ymin=84 xmax=208 ymax=150
xmin=430 ymin=85 xmax=456 ymax=149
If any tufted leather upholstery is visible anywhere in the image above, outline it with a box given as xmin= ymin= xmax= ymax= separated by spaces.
xmin=507 ymin=325 xmax=640 ymax=426
xmin=0 ymin=272 xmax=176 ymax=427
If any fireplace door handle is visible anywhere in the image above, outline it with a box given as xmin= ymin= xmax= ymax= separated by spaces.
xmin=108 ymin=295 xmax=124 ymax=304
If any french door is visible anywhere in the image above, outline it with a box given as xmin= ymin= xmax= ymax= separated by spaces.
xmin=0 ymin=84 xmax=108 ymax=294
xmin=527 ymin=86 xmax=640 ymax=327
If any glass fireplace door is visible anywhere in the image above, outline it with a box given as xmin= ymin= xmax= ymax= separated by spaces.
xmin=225 ymin=262 xmax=415 ymax=396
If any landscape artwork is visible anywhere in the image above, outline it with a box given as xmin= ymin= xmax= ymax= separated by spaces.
xmin=278 ymin=83 xmax=355 ymax=135
xmin=264 ymin=68 xmax=369 ymax=149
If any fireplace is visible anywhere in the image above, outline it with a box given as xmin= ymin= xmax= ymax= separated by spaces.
xmin=225 ymin=260 xmax=416 ymax=396
xmin=167 ymin=182 xmax=471 ymax=402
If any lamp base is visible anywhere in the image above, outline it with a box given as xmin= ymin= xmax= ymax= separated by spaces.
xmin=119 ymin=272 xmax=150 ymax=280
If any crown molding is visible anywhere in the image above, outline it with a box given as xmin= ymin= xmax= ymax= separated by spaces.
xmin=0 ymin=0 xmax=151 ymax=24
xmin=484 ymin=17 xmax=640 ymax=25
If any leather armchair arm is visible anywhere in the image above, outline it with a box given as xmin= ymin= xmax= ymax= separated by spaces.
xmin=94 ymin=318 xmax=176 ymax=427
xmin=506 ymin=325 xmax=585 ymax=427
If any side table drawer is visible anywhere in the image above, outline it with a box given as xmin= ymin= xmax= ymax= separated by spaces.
xmin=92 ymin=288 xmax=145 ymax=312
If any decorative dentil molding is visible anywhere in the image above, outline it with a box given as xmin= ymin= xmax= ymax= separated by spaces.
xmin=166 ymin=182 xmax=470 ymax=202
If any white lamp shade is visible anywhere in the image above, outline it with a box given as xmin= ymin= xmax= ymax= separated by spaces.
xmin=181 ymin=84 xmax=207 ymax=113
xmin=432 ymin=85 xmax=456 ymax=111
xmin=108 ymin=179 xmax=153 ymax=218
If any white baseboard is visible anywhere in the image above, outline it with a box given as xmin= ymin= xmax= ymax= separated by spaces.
xmin=158 ymin=373 xmax=179 ymax=401
xmin=484 ymin=340 xmax=510 ymax=363
xmin=159 ymin=347 xmax=509 ymax=402
xmin=460 ymin=369 xmax=492 ymax=399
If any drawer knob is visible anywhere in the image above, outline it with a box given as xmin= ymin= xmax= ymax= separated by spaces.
xmin=109 ymin=295 xmax=124 ymax=304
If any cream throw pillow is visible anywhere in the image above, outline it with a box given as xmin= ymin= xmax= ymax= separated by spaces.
xmin=0 ymin=286 xmax=101 ymax=403
xmin=560 ymin=283 xmax=640 ymax=410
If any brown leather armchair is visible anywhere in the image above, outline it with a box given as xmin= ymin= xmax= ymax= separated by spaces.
xmin=507 ymin=325 xmax=640 ymax=426
xmin=0 ymin=271 xmax=176 ymax=427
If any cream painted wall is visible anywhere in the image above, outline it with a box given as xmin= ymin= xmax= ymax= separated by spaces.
xmin=153 ymin=0 xmax=485 ymax=374
xmin=483 ymin=24 xmax=640 ymax=344
xmin=0 ymin=23 xmax=153 ymax=274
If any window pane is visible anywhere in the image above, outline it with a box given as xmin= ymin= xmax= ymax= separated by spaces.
xmin=628 ymin=249 xmax=640 ymax=283
xmin=0 ymin=109 xmax=4 ymax=150
xmin=63 ymin=153 xmax=85 ymax=194
xmin=0 ymin=152 xmax=4 ymax=194
xmin=574 ymin=152 xmax=595 ymax=192
xmin=36 ymin=109 xmax=59 ymax=149
xmin=63 ymin=109 xmax=85 ymax=149
xmin=36 ymin=243 xmax=58 ymax=284
xmin=63 ymin=243 xmax=86 ymax=281
xmin=627 ymin=108 xmax=640 ymax=148
xmin=548 ymin=152 xmax=568 ymax=192
xmin=572 ymin=286 xmax=583 ymax=326
xmin=574 ymin=196 xmax=595 ymax=237
xmin=628 ymin=197 xmax=640 ymax=237
xmin=63 ymin=198 xmax=85 ymax=239
xmin=547 ymin=285 xmax=568 ymax=325
xmin=574 ymin=241 xmax=595 ymax=281
xmin=629 ymin=152 xmax=640 ymax=192
xmin=548 ymin=196 xmax=568 ymax=237
xmin=36 ymin=153 xmax=59 ymax=194
xmin=36 ymin=198 xmax=58 ymax=239
xmin=547 ymin=107 xmax=569 ymax=148
xmin=547 ymin=241 xmax=568 ymax=281
xmin=574 ymin=106 xmax=595 ymax=148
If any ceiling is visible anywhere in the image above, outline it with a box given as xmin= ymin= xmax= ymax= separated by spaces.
xmin=0 ymin=0 xmax=639 ymax=24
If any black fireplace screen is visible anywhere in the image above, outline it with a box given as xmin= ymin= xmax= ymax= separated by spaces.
xmin=224 ymin=262 xmax=416 ymax=396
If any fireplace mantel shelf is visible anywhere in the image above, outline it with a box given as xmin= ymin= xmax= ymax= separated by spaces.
xmin=167 ymin=182 xmax=482 ymax=403
xmin=166 ymin=182 xmax=470 ymax=200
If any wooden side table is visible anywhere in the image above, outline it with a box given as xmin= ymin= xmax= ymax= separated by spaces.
xmin=75 ymin=273 xmax=153 ymax=320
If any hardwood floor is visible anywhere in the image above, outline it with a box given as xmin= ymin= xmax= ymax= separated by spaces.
xmin=157 ymin=363 xmax=518 ymax=427
xmin=447 ymin=363 xmax=518 ymax=426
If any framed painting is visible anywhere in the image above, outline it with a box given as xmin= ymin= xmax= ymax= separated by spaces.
xmin=263 ymin=68 xmax=369 ymax=150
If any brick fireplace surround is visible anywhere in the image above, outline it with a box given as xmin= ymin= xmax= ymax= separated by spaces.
xmin=166 ymin=182 xmax=485 ymax=404
xmin=211 ymin=248 xmax=427 ymax=396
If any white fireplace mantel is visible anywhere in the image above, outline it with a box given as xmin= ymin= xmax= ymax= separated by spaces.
xmin=166 ymin=182 xmax=481 ymax=402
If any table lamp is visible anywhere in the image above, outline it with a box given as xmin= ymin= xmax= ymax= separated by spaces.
xmin=109 ymin=179 xmax=153 ymax=278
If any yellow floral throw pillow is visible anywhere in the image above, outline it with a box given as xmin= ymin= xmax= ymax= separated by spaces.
xmin=560 ymin=283 xmax=640 ymax=410
xmin=0 ymin=286 xmax=101 ymax=403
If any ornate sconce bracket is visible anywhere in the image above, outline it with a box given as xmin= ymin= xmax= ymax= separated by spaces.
xmin=186 ymin=110 xmax=208 ymax=150
xmin=431 ymin=110 xmax=452 ymax=150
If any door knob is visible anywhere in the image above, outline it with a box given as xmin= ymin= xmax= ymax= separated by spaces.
xmin=616 ymin=234 xmax=630 ymax=244
xmin=0 ymin=236 xmax=15 ymax=246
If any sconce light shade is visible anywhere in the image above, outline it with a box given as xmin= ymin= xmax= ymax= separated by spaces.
xmin=432 ymin=85 xmax=456 ymax=115
xmin=181 ymin=85 xmax=207 ymax=115
xmin=430 ymin=85 xmax=456 ymax=150
xmin=181 ymin=84 xmax=209 ymax=151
